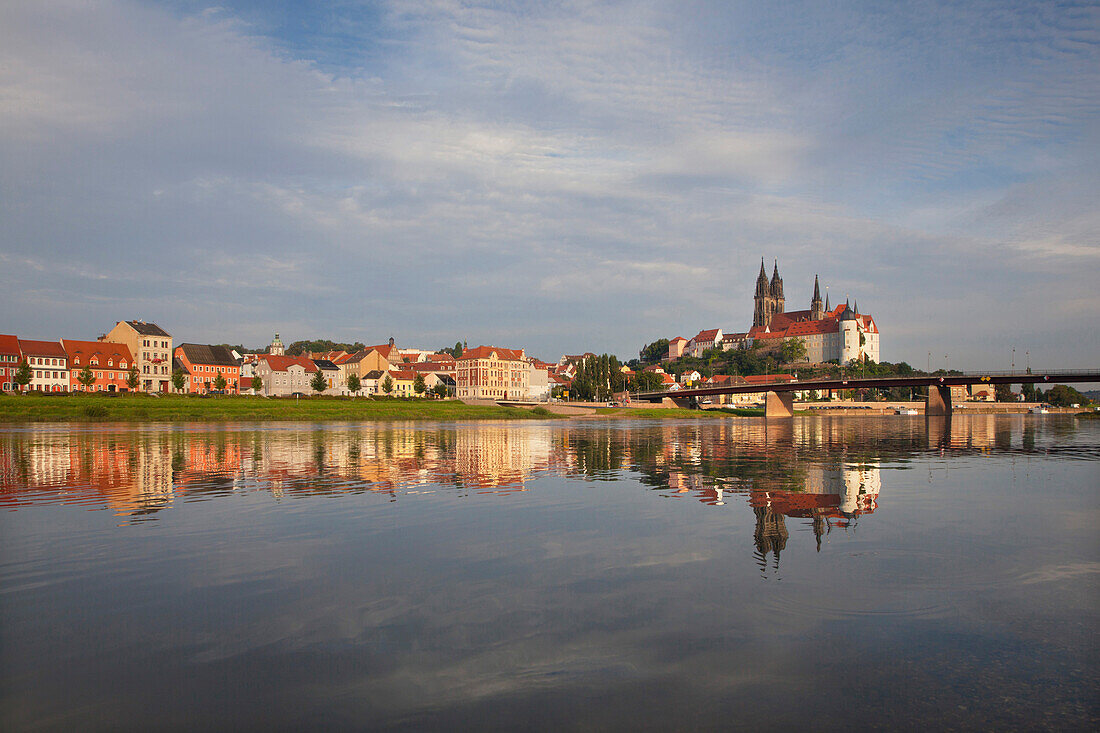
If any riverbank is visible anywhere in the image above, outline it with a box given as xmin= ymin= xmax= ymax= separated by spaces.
xmin=0 ymin=394 xmax=564 ymax=422
xmin=0 ymin=394 xmax=771 ymax=423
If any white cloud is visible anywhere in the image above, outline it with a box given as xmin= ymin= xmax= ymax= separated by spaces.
xmin=0 ymin=0 xmax=1097 ymax=365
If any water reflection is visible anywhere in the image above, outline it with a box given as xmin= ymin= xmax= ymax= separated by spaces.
xmin=0 ymin=415 xmax=1096 ymax=731
xmin=0 ymin=415 xmax=1076 ymax=536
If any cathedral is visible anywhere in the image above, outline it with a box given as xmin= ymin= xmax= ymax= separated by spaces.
xmin=747 ymin=259 xmax=880 ymax=365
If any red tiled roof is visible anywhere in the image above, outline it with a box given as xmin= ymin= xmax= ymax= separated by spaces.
xmin=366 ymin=344 xmax=399 ymax=361
xmin=692 ymin=329 xmax=721 ymax=342
xmin=388 ymin=369 xmax=418 ymax=380
xmin=783 ymin=320 xmax=838 ymax=336
xmin=260 ymin=355 xmax=318 ymax=372
xmin=669 ymin=336 xmax=688 ymax=344
xmin=411 ymin=361 xmax=456 ymax=373
xmin=0 ymin=334 xmax=20 ymax=355
xmin=459 ymin=345 xmax=526 ymax=362
xmin=18 ymin=339 xmax=66 ymax=358
xmin=62 ymin=339 xmax=134 ymax=366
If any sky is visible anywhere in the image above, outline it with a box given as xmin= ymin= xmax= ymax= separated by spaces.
xmin=1 ymin=0 xmax=1097 ymax=368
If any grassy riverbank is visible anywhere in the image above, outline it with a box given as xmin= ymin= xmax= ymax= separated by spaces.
xmin=0 ymin=393 xmax=562 ymax=423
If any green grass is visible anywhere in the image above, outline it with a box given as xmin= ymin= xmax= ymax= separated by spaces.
xmin=0 ymin=393 xmax=563 ymax=423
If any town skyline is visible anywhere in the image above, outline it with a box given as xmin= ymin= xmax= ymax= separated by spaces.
xmin=2 ymin=1 xmax=1098 ymax=370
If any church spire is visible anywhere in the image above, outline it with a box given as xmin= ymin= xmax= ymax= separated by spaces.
xmin=755 ymin=258 xmax=770 ymax=299
xmin=825 ymin=289 xmax=830 ymax=311
xmin=811 ymin=274 xmax=823 ymax=320
xmin=770 ymin=259 xmax=784 ymax=303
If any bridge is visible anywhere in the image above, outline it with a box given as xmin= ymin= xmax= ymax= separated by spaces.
xmin=633 ymin=370 xmax=1100 ymax=418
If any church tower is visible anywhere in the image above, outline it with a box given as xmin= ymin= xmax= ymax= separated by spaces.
xmin=269 ymin=333 xmax=285 ymax=356
xmin=770 ymin=260 xmax=785 ymax=316
xmin=810 ymin=275 xmax=824 ymax=320
xmin=753 ymin=259 xmax=771 ymax=328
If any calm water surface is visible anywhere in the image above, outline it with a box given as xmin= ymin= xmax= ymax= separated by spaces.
xmin=1 ymin=416 xmax=1097 ymax=731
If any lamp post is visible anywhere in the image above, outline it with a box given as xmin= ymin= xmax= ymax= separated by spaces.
xmin=927 ymin=352 xmax=931 ymax=373
xmin=1012 ymin=347 xmax=1015 ymax=371
xmin=1026 ymin=350 xmax=1030 ymax=372
xmin=945 ymin=354 xmax=949 ymax=373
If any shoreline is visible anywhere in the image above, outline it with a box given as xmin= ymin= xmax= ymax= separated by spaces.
xmin=0 ymin=393 xmax=1085 ymax=423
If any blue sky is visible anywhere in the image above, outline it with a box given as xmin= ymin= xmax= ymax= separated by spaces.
xmin=1 ymin=0 xmax=1097 ymax=367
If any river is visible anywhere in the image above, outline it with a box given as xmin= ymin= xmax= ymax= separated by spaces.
xmin=1 ymin=415 xmax=1097 ymax=730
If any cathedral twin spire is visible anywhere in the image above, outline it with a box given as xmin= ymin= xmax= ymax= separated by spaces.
xmin=754 ymin=259 xmax=829 ymax=327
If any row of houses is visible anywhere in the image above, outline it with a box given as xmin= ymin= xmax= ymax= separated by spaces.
xmin=1 ymin=323 xmax=560 ymax=401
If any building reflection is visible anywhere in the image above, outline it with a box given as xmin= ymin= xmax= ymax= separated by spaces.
xmin=0 ymin=416 xmax=1043 ymax=553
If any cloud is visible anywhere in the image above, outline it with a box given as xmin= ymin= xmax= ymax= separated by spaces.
xmin=0 ymin=0 xmax=1097 ymax=365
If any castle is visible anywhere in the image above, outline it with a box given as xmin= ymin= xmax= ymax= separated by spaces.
xmin=748 ymin=259 xmax=879 ymax=365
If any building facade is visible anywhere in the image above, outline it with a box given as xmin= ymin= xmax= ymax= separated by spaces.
xmin=456 ymin=346 xmax=529 ymax=400
xmin=0 ymin=334 xmax=20 ymax=392
xmin=103 ymin=321 xmax=173 ymax=393
xmin=253 ymin=355 xmax=318 ymax=397
xmin=19 ymin=340 xmax=69 ymax=393
xmin=174 ymin=343 xmax=241 ymax=394
xmin=63 ymin=339 xmax=135 ymax=392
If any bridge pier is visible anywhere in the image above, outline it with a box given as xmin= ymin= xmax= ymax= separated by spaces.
xmin=765 ymin=391 xmax=794 ymax=418
xmin=661 ymin=396 xmax=692 ymax=409
xmin=926 ymin=384 xmax=952 ymax=416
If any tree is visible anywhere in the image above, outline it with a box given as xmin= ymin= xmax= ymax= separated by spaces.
xmin=14 ymin=360 xmax=32 ymax=392
xmin=454 ymin=341 xmax=463 ymax=359
xmin=171 ymin=369 xmax=185 ymax=393
xmin=251 ymin=375 xmax=263 ymax=394
xmin=1045 ymin=384 xmax=1088 ymax=407
xmin=779 ymin=338 xmax=807 ymax=365
xmin=639 ymin=338 xmax=670 ymax=364
xmin=213 ymin=373 xmax=227 ymax=392
xmin=413 ymin=373 xmax=426 ymax=396
xmin=286 ymin=339 xmax=365 ymax=357
xmin=632 ymin=370 xmax=665 ymax=392
xmin=78 ymin=365 xmax=97 ymax=391
xmin=994 ymin=383 xmax=1015 ymax=402
xmin=346 ymin=372 xmax=361 ymax=395
xmin=126 ymin=365 xmax=140 ymax=392
xmin=310 ymin=369 xmax=327 ymax=394
xmin=382 ymin=374 xmax=394 ymax=394
xmin=569 ymin=353 xmax=625 ymax=401
xmin=432 ymin=382 xmax=448 ymax=399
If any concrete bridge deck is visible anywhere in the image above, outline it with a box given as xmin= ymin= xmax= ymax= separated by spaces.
xmin=635 ymin=370 xmax=1100 ymax=417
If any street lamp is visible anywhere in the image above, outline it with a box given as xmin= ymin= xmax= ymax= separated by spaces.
xmin=1026 ymin=350 xmax=1030 ymax=372
xmin=1012 ymin=347 xmax=1015 ymax=371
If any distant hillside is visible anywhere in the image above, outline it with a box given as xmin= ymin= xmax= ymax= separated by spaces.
xmin=1083 ymin=390 xmax=1100 ymax=401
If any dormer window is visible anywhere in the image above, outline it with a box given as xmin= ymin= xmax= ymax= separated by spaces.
xmin=107 ymin=360 xmax=113 ymax=367
xmin=74 ymin=357 xmax=80 ymax=365
xmin=121 ymin=361 xmax=127 ymax=369
xmin=91 ymin=359 xmax=99 ymax=366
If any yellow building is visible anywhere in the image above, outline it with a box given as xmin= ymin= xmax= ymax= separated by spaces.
xmin=456 ymin=346 xmax=529 ymax=400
